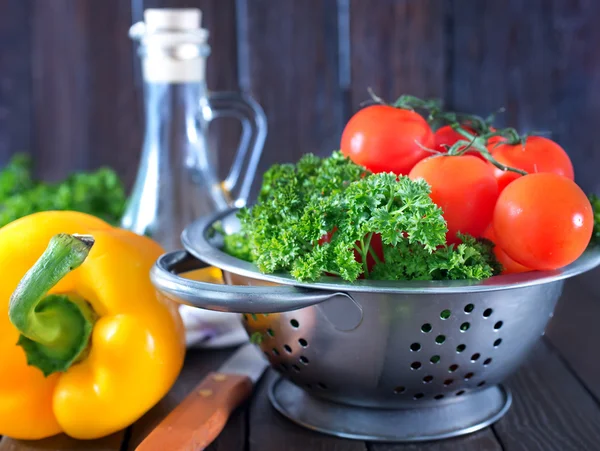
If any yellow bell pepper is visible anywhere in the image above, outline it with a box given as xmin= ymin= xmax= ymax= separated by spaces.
xmin=0 ymin=211 xmax=185 ymax=440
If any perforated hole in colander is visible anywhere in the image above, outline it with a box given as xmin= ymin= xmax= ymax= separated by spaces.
xmin=413 ymin=393 xmax=424 ymax=400
xmin=456 ymin=344 xmax=466 ymax=353
xmin=280 ymin=363 xmax=288 ymax=371
xmin=471 ymin=353 xmax=481 ymax=361
xmin=483 ymin=358 xmax=493 ymax=365
xmin=292 ymin=365 xmax=300 ymax=373
xmin=443 ymin=378 xmax=453 ymax=386
xmin=430 ymin=355 xmax=441 ymax=364
xmin=290 ymin=319 xmax=300 ymax=328
xmin=494 ymin=321 xmax=503 ymax=330
xmin=460 ymin=322 xmax=470 ymax=331
xmin=434 ymin=394 xmax=445 ymax=400
xmin=464 ymin=304 xmax=474 ymax=313
xmin=411 ymin=361 xmax=422 ymax=370
xmin=464 ymin=372 xmax=475 ymax=380
xmin=299 ymin=356 xmax=309 ymax=365
xmin=449 ymin=364 xmax=459 ymax=372
xmin=478 ymin=381 xmax=486 ymax=387
xmin=421 ymin=323 xmax=432 ymax=333
xmin=298 ymin=338 xmax=308 ymax=347
xmin=272 ymin=348 xmax=280 ymax=356
xmin=284 ymin=344 xmax=292 ymax=353
xmin=422 ymin=375 xmax=434 ymax=384
xmin=410 ymin=342 xmax=421 ymax=352
xmin=393 ymin=386 xmax=406 ymax=394
xmin=440 ymin=309 xmax=451 ymax=320
xmin=267 ymin=328 xmax=275 ymax=337
xmin=494 ymin=338 xmax=503 ymax=347
xmin=483 ymin=308 xmax=493 ymax=317
xmin=456 ymin=390 xmax=465 ymax=396
xmin=435 ymin=335 xmax=446 ymax=344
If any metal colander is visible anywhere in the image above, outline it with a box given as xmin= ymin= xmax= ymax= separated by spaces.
xmin=151 ymin=208 xmax=600 ymax=442
xmin=237 ymin=283 xmax=558 ymax=408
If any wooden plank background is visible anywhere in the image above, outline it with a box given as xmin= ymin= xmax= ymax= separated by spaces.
xmin=1 ymin=0 xmax=599 ymax=196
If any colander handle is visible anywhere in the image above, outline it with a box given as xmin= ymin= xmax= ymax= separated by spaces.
xmin=151 ymin=250 xmax=351 ymax=313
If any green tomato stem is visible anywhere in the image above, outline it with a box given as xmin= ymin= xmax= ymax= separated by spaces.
xmin=9 ymin=234 xmax=97 ymax=376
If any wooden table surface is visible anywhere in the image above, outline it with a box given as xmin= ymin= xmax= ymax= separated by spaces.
xmin=2 ymin=275 xmax=600 ymax=451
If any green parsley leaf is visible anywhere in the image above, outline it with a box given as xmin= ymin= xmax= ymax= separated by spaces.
xmin=371 ymin=234 xmax=500 ymax=281
xmin=0 ymin=153 xmax=127 ymax=227
xmin=223 ymin=151 xmax=500 ymax=283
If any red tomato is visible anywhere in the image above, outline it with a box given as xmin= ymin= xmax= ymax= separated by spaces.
xmin=490 ymin=136 xmax=574 ymax=192
xmin=434 ymin=125 xmax=485 ymax=161
xmin=433 ymin=125 xmax=472 ymax=151
xmin=486 ymin=134 xmax=505 ymax=148
xmin=493 ymin=173 xmax=592 ymax=270
xmin=409 ymin=155 xmax=499 ymax=244
xmin=433 ymin=125 xmax=503 ymax=161
xmin=341 ymin=105 xmax=434 ymax=175
xmin=482 ymin=225 xmax=531 ymax=275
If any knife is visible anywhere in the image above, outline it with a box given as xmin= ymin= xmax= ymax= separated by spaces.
xmin=136 ymin=342 xmax=269 ymax=451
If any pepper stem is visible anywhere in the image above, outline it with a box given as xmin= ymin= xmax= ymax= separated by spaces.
xmin=9 ymin=234 xmax=97 ymax=376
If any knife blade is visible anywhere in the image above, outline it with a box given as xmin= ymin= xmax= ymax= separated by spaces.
xmin=136 ymin=342 xmax=269 ymax=451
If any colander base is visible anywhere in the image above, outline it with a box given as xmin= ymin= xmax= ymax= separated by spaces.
xmin=269 ymin=376 xmax=512 ymax=442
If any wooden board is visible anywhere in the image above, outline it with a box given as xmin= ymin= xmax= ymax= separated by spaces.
xmin=30 ymin=0 xmax=137 ymax=182
xmin=369 ymin=430 xmax=501 ymax=451
xmin=546 ymin=274 xmax=600 ymax=401
xmin=348 ymin=0 xmax=446 ymax=112
xmin=248 ymin=371 xmax=367 ymax=451
xmin=450 ymin=0 xmax=600 ymax=194
xmin=8 ymin=0 xmax=600 ymax=199
xmin=239 ymin=0 xmax=345 ymax=199
xmin=0 ymin=433 xmax=124 ymax=451
xmin=0 ymin=0 xmax=32 ymax=164
xmin=493 ymin=339 xmax=600 ymax=451
xmin=2 ymin=0 xmax=600 ymax=197
xmin=29 ymin=0 xmax=240 ymax=191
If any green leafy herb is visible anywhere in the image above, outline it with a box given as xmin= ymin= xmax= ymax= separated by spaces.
xmin=0 ymin=153 xmax=127 ymax=227
xmin=0 ymin=153 xmax=35 ymax=199
xmin=223 ymin=151 xmax=501 ymax=282
xmin=371 ymin=234 xmax=501 ymax=281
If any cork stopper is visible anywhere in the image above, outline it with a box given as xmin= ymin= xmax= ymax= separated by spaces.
xmin=144 ymin=8 xmax=202 ymax=33
xmin=131 ymin=8 xmax=209 ymax=83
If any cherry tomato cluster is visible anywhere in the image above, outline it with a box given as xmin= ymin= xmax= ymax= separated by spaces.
xmin=340 ymin=98 xmax=592 ymax=274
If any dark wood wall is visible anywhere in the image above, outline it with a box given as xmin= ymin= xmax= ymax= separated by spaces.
xmin=1 ymin=0 xmax=599 ymax=197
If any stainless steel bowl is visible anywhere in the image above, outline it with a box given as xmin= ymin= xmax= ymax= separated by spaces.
xmin=151 ymin=208 xmax=600 ymax=442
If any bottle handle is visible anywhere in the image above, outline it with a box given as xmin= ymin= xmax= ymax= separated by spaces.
xmin=206 ymin=92 xmax=267 ymax=207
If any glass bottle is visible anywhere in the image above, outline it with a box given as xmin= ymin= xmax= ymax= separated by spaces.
xmin=124 ymin=8 xmax=266 ymax=251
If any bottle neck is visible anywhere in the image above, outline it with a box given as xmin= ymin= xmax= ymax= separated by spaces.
xmin=143 ymin=80 xmax=208 ymax=138
xmin=121 ymin=78 xmax=228 ymax=250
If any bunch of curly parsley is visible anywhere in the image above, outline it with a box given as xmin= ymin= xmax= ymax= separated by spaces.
xmin=223 ymin=151 xmax=501 ymax=282
xmin=0 ymin=153 xmax=126 ymax=227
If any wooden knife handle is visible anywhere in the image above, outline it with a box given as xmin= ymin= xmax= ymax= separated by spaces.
xmin=136 ymin=372 xmax=253 ymax=451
